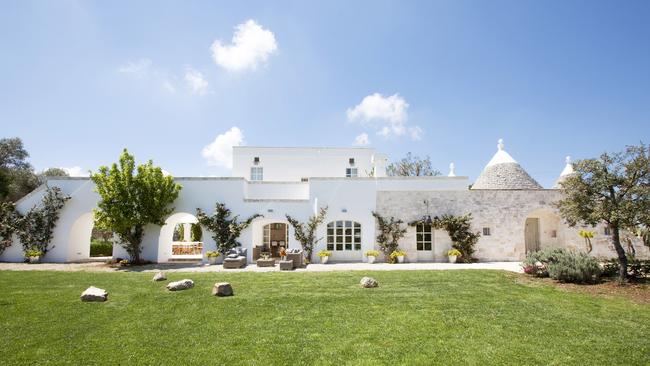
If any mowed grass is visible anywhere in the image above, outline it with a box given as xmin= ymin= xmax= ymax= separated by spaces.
xmin=0 ymin=270 xmax=648 ymax=365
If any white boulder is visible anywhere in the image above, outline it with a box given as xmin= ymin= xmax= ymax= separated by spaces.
xmin=152 ymin=272 xmax=166 ymax=281
xmin=212 ymin=282 xmax=234 ymax=297
xmin=166 ymin=279 xmax=194 ymax=291
xmin=80 ymin=286 xmax=108 ymax=302
xmin=360 ymin=277 xmax=379 ymax=288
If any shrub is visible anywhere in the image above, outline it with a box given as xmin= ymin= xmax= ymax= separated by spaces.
xmin=602 ymin=257 xmax=650 ymax=280
xmin=547 ymin=251 xmax=601 ymax=284
xmin=365 ymin=250 xmax=380 ymax=257
xmin=317 ymin=250 xmax=332 ymax=257
xmin=522 ymin=247 xmax=567 ymax=277
xmin=90 ymin=240 xmax=113 ymax=257
xmin=523 ymin=247 xmax=602 ymax=284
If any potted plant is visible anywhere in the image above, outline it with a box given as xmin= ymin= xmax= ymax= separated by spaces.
xmin=318 ymin=250 xmax=332 ymax=264
xmin=206 ymin=250 xmax=220 ymax=265
xmin=25 ymin=249 xmax=43 ymax=264
xmin=389 ymin=249 xmax=406 ymax=263
xmin=447 ymin=249 xmax=461 ymax=263
xmin=365 ymin=250 xmax=380 ymax=264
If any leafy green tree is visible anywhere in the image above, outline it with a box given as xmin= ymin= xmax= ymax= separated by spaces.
xmin=286 ymin=207 xmax=328 ymax=263
xmin=0 ymin=201 xmax=18 ymax=255
xmin=371 ymin=211 xmax=407 ymax=261
xmin=386 ymin=152 xmax=441 ymax=177
xmin=190 ymin=223 xmax=202 ymax=242
xmin=196 ymin=202 xmax=261 ymax=255
xmin=556 ymin=143 xmax=650 ymax=282
xmin=15 ymin=187 xmax=69 ymax=256
xmin=0 ymin=137 xmax=39 ymax=202
xmin=92 ymin=149 xmax=182 ymax=264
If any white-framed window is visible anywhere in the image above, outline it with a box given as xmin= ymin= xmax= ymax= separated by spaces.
xmin=483 ymin=227 xmax=491 ymax=236
xmin=346 ymin=168 xmax=358 ymax=177
xmin=327 ymin=221 xmax=361 ymax=251
xmin=416 ymin=224 xmax=432 ymax=251
xmin=250 ymin=167 xmax=263 ymax=181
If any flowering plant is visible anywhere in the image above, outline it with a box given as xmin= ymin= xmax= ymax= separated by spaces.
xmin=447 ymin=249 xmax=461 ymax=257
xmin=317 ymin=250 xmax=332 ymax=257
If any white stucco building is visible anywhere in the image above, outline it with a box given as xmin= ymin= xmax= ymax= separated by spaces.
xmin=2 ymin=140 xmax=648 ymax=264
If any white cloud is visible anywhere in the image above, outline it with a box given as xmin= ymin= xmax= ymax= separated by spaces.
xmin=184 ymin=68 xmax=208 ymax=95
xmin=117 ymin=58 xmax=152 ymax=78
xmin=61 ymin=166 xmax=89 ymax=177
xmin=347 ymin=93 xmax=422 ymax=140
xmin=353 ymin=133 xmax=370 ymax=146
xmin=408 ymin=126 xmax=423 ymax=140
xmin=201 ymin=127 xmax=245 ymax=168
xmin=211 ymin=20 xmax=278 ymax=72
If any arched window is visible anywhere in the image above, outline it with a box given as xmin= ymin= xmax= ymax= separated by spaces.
xmin=327 ymin=221 xmax=361 ymax=251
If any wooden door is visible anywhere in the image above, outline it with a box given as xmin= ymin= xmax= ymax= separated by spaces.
xmin=525 ymin=218 xmax=540 ymax=253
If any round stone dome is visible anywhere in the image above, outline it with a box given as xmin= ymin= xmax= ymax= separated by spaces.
xmin=472 ymin=139 xmax=543 ymax=190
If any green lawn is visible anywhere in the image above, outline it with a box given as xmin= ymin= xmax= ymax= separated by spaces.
xmin=0 ymin=270 xmax=648 ymax=365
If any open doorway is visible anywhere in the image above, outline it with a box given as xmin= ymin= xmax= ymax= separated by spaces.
xmin=90 ymin=227 xmax=114 ymax=258
xmin=261 ymin=223 xmax=288 ymax=258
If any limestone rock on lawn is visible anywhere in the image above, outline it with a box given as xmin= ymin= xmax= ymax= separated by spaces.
xmin=360 ymin=277 xmax=378 ymax=288
xmin=80 ymin=286 xmax=108 ymax=302
xmin=212 ymin=282 xmax=234 ymax=297
xmin=166 ymin=279 xmax=194 ymax=291
xmin=152 ymin=271 xmax=166 ymax=281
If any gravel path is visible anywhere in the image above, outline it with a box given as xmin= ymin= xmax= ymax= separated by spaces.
xmin=0 ymin=261 xmax=523 ymax=273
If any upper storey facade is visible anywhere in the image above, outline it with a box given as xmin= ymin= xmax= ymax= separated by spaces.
xmin=232 ymin=146 xmax=388 ymax=182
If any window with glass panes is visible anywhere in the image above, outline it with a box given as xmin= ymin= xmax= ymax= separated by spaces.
xmin=250 ymin=167 xmax=263 ymax=181
xmin=416 ymin=223 xmax=432 ymax=251
xmin=345 ymin=168 xmax=358 ymax=177
xmin=327 ymin=221 xmax=361 ymax=251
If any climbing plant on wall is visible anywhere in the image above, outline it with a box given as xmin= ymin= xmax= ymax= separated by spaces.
xmin=286 ymin=206 xmax=328 ymax=263
xmin=15 ymin=186 xmax=70 ymax=256
xmin=196 ymin=202 xmax=262 ymax=255
xmin=372 ymin=211 xmax=408 ymax=261
xmin=410 ymin=214 xmax=481 ymax=263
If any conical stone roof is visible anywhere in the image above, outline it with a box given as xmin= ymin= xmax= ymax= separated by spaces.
xmin=472 ymin=139 xmax=543 ymax=190
xmin=553 ymin=156 xmax=575 ymax=189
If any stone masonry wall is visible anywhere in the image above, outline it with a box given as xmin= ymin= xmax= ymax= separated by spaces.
xmin=375 ymin=190 xmax=649 ymax=262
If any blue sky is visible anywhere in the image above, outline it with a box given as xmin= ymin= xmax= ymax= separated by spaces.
xmin=1 ymin=0 xmax=649 ymax=187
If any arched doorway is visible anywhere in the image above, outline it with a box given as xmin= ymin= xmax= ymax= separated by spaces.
xmin=158 ymin=212 xmax=203 ymax=262
xmin=67 ymin=212 xmax=95 ymax=261
xmin=524 ymin=209 xmax=561 ymax=253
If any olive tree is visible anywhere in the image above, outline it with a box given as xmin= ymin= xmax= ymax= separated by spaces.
xmin=92 ymin=149 xmax=181 ymax=264
xmin=556 ymin=143 xmax=650 ymax=282
xmin=386 ymin=152 xmax=441 ymax=177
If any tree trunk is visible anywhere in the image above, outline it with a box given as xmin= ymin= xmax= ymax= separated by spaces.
xmin=612 ymin=225 xmax=628 ymax=283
